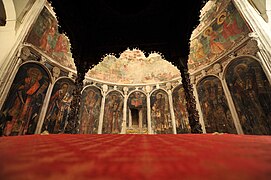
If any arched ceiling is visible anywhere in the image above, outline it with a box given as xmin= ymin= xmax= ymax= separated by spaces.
xmin=48 ymin=0 xmax=205 ymax=71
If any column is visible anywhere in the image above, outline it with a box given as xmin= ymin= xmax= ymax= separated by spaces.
xmin=97 ymin=84 xmax=108 ymax=134
xmin=121 ymin=87 xmax=128 ymax=134
xmin=146 ymin=92 xmax=152 ymax=134
xmin=64 ymin=64 xmax=87 ymax=134
xmin=167 ymin=89 xmax=177 ymax=134
xmin=35 ymin=82 xmax=54 ymax=134
xmin=192 ymin=83 xmax=207 ymax=133
xmin=221 ymin=79 xmax=244 ymax=134
xmin=182 ymin=69 xmax=202 ymax=133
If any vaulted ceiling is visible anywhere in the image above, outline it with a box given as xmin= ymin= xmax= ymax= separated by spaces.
xmin=49 ymin=0 xmax=205 ymax=71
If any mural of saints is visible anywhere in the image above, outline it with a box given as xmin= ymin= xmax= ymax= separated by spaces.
xmin=226 ymin=58 xmax=271 ymax=135
xmin=172 ymin=85 xmax=191 ymax=133
xmin=42 ymin=78 xmax=75 ymax=134
xmin=197 ymin=76 xmax=237 ymax=134
xmin=0 ymin=63 xmax=49 ymax=136
xmin=26 ymin=8 xmax=75 ymax=70
xmin=151 ymin=90 xmax=172 ymax=134
xmin=188 ymin=1 xmax=250 ymax=71
xmin=103 ymin=92 xmax=123 ymax=134
xmin=79 ymin=87 xmax=101 ymax=134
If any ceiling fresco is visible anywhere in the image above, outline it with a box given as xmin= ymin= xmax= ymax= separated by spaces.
xmin=86 ymin=48 xmax=181 ymax=84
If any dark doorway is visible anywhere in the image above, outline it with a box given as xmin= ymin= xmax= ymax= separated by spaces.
xmin=131 ymin=109 xmax=139 ymax=126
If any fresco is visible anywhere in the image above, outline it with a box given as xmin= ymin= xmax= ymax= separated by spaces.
xmin=42 ymin=78 xmax=75 ymax=134
xmin=0 ymin=63 xmax=50 ymax=136
xmin=226 ymin=58 xmax=271 ymax=135
xmin=172 ymin=85 xmax=190 ymax=133
xmin=151 ymin=90 xmax=172 ymax=134
xmin=79 ymin=87 xmax=101 ymax=134
xmin=127 ymin=91 xmax=147 ymax=129
xmin=26 ymin=7 xmax=76 ymax=70
xmin=103 ymin=91 xmax=124 ymax=134
xmin=198 ymin=0 xmax=230 ymax=26
xmin=197 ymin=76 xmax=237 ymax=134
xmin=188 ymin=1 xmax=250 ymax=72
xmin=87 ymin=49 xmax=181 ymax=84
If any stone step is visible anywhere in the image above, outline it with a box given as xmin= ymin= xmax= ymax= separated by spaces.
xmin=126 ymin=128 xmax=148 ymax=134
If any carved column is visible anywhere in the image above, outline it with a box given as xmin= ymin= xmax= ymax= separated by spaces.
xmin=191 ymin=79 xmax=207 ymax=134
xmin=121 ymin=87 xmax=128 ymax=134
xmin=181 ymin=68 xmax=202 ymax=133
xmin=64 ymin=64 xmax=87 ymax=134
xmin=146 ymin=86 xmax=152 ymax=134
xmin=167 ymin=89 xmax=177 ymax=134
xmin=98 ymin=84 xmax=108 ymax=134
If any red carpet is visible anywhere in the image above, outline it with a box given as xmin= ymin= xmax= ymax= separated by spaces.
xmin=0 ymin=134 xmax=271 ymax=180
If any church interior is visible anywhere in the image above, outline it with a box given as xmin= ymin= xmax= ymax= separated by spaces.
xmin=0 ymin=0 xmax=271 ymax=179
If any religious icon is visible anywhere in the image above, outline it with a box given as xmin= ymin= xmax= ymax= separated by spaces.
xmin=226 ymin=58 xmax=271 ymax=135
xmin=79 ymin=87 xmax=101 ymax=134
xmin=42 ymin=78 xmax=75 ymax=134
xmin=197 ymin=76 xmax=236 ymax=134
xmin=151 ymin=90 xmax=171 ymax=134
xmin=103 ymin=92 xmax=123 ymax=134
xmin=0 ymin=63 xmax=49 ymax=136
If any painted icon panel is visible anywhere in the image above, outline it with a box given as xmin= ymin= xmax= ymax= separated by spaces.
xmin=226 ymin=58 xmax=271 ymax=135
xmin=151 ymin=90 xmax=172 ymax=134
xmin=103 ymin=91 xmax=124 ymax=134
xmin=79 ymin=87 xmax=101 ymax=134
xmin=172 ymin=85 xmax=191 ymax=133
xmin=0 ymin=63 xmax=50 ymax=136
xmin=42 ymin=78 xmax=75 ymax=134
xmin=197 ymin=76 xmax=237 ymax=133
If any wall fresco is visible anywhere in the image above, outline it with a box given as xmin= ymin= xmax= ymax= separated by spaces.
xmin=79 ymin=87 xmax=101 ymax=134
xmin=188 ymin=1 xmax=250 ymax=72
xmin=151 ymin=90 xmax=172 ymax=134
xmin=0 ymin=63 xmax=50 ymax=136
xmin=197 ymin=76 xmax=237 ymax=134
xmin=127 ymin=91 xmax=147 ymax=129
xmin=226 ymin=58 xmax=271 ymax=135
xmin=42 ymin=78 xmax=75 ymax=134
xmin=103 ymin=91 xmax=124 ymax=134
xmin=172 ymin=85 xmax=190 ymax=133
xmin=26 ymin=7 xmax=76 ymax=70
xmin=87 ymin=49 xmax=181 ymax=84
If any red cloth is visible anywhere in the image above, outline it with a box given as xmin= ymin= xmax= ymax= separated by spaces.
xmin=0 ymin=134 xmax=271 ymax=180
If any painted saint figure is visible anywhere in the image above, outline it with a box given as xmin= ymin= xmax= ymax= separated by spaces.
xmin=2 ymin=67 xmax=49 ymax=136
xmin=80 ymin=89 xmax=100 ymax=134
xmin=151 ymin=92 xmax=171 ymax=134
xmin=43 ymin=82 xmax=73 ymax=133
xmin=103 ymin=93 xmax=123 ymax=134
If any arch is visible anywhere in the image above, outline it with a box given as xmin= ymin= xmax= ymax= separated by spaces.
xmin=0 ymin=0 xmax=6 ymax=26
xmin=196 ymin=75 xmax=237 ymax=134
xmin=21 ymin=61 xmax=53 ymax=83
xmin=1 ymin=0 xmax=16 ymax=29
xmin=149 ymin=88 xmax=167 ymax=97
xmin=81 ymin=84 xmax=102 ymax=94
xmin=222 ymin=55 xmax=262 ymax=80
xmin=106 ymin=89 xmax=124 ymax=97
xmin=128 ymin=89 xmax=146 ymax=97
xmin=0 ymin=62 xmax=51 ymax=136
xmin=195 ymin=73 xmax=220 ymax=87
xmin=225 ymin=57 xmax=271 ymax=135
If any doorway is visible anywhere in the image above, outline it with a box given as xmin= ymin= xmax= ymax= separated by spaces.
xmin=131 ymin=108 xmax=139 ymax=126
